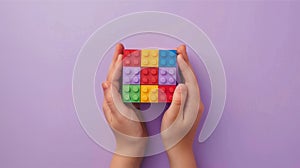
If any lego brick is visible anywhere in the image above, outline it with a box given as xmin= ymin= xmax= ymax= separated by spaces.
xmin=158 ymin=85 xmax=176 ymax=102
xmin=159 ymin=50 xmax=177 ymax=67
xmin=141 ymin=67 xmax=158 ymax=85
xmin=123 ymin=49 xmax=141 ymax=67
xmin=140 ymin=85 xmax=158 ymax=103
xmin=141 ymin=49 xmax=159 ymax=67
xmin=159 ymin=67 xmax=177 ymax=85
xmin=122 ymin=67 xmax=141 ymax=84
xmin=122 ymin=85 xmax=140 ymax=102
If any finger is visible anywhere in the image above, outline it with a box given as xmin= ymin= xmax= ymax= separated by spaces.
xmin=106 ymin=43 xmax=124 ymax=81
xmin=163 ymin=84 xmax=188 ymax=122
xmin=177 ymin=54 xmax=197 ymax=84
xmin=112 ymin=43 xmax=124 ymax=64
xmin=177 ymin=55 xmax=202 ymax=121
xmin=177 ymin=45 xmax=190 ymax=66
xmin=102 ymin=101 xmax=112 ymax=124
xmin=102 ymin=81 xmax=128 ymax=118
xmin=110 ymin=54 xmax=123 ymax=90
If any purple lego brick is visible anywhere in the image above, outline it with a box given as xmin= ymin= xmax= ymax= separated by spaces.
xmin=123 ymin=67 xmax=141 ymax=84
xmin=158 ymin=67 xmax=176 ymax=85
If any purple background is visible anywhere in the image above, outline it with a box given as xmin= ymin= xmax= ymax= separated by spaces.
xmin=1 ymin=1 xmax=299 ymax=168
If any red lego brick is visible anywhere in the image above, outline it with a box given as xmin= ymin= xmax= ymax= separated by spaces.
xmin=158 ymin=85 xmax=176 ymax=102
xmin=123 ymin=49 xmax=141 ymax=67
xmin=141 ymin=67 xmax=158 ymax=85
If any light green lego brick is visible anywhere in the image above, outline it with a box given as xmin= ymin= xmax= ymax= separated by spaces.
xmin=122 ymin=85 xmax=140 ymax=103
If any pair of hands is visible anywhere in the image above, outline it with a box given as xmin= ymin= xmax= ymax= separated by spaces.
xmin=102 ymin=44 xmax=204 ymax=168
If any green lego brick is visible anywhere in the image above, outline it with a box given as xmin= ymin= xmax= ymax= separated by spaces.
xmin=122 ymin=85 xmax=140 ymax=102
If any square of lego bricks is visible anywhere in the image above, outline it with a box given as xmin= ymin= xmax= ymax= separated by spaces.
xmin=123 ymin=49 xmax=141 ymax=67
xmin=158 ymin=85 xmax=176 ymax=102
xmin=159 ymin=50 xmax=177 ymax=67
xmin=141 ymin=49 xmax=159 ymax=67
xmin=122 ymin=67 xmax=141 ymax=84
xmin=140 ymin=85 xmax=158 ymax=103
xmin=141 ymin=67 xmax=159 ymax=85
xmin=122 ymin=85 xmax=140 ymax=103
xmin=158 ymin=67 xmax=177 ymax=85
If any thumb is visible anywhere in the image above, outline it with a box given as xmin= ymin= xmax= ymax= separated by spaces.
xmin=164 ymin=84 xmax=188 ymax=122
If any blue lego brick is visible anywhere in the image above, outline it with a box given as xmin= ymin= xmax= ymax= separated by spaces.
xmin=159 ymin=50 xmax=177 ymax=67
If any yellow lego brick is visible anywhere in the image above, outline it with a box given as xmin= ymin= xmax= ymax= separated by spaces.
xmin=140 ymin=85 xmax=158 ymax=103
xmin=141 ymin=49 xmax=159 ymax=67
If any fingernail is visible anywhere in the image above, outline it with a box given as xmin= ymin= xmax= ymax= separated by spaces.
xmin=116 ymin=43 xmax=121 ymax=50
xmin=177 ymin=85 xmax=182 ymax=93
xmin=117 ymin=54 xmax=123 ymax=61
xmin=177 ymin=54 xmax=183 ymax=61
xmin=102 ymin=81 xmax=109 ymax=90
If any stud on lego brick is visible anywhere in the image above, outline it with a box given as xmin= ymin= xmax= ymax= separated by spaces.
xmin=159 ymin=50 xmax=177 ymax=67
xmin=141 ymin=67 xmax=158 ymax=85
xmin=122 ymin=67 xmax=141 ymax=84
xmin=141 ymin=49 xmax=159 ymax=67
xmin=159 ymin=67 xmax=177 ymax=85
xmin=122 ymin=85 xmax=140 ymax=102
xmin=123 ymin=49 xmax=141 ymax=67
xmin=140 ymin=85 xmax=158 ymax=103
xmin=158 ymin=85 xmax=176 ymax=102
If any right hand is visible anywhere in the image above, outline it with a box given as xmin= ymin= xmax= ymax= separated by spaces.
xmin=102 ymin=43 xmax=147 ymax=158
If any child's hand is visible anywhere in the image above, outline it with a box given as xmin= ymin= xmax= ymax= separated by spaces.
xmin=161 ymin=45 xmax=204 ymax=168
xmin=102 ymin=44 xmax=147 ymax=168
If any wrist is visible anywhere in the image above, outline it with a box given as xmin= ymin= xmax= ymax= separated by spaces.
xmin=110 ymin=154 xmax=142 ymax=168
xmin=114 ymin=136 xmax=147 ymax=157
xmin=113 ymin=130 xmax=148 ymax=157
xmin=166 ymin=142 xmax=197 ymax=168
xmin=167 ymin=147 xmax=197 ymax=168
xmin=167 ymin=144 xmax=194 ymax=159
